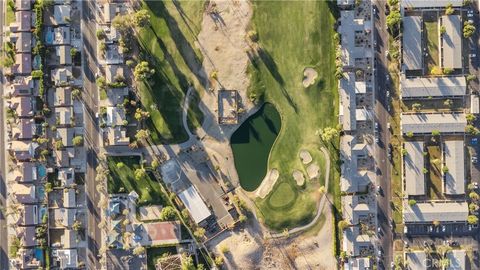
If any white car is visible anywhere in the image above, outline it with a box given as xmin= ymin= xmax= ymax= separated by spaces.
xmin=386 ymin=90 xmax=390 ymax=97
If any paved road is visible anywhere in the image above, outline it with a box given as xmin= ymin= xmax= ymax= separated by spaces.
xmin=0 ymin=0 xmax=9 ymax=268
xmin=81 ymin=1 xmax=101 ymax=269
xmin=373 ymin=1 xmax=393 ymax=269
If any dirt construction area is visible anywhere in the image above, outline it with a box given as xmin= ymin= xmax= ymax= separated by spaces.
xmin=207 ymin=202 xmax=336 ymax=269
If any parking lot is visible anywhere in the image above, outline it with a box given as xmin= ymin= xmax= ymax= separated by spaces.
xmin=467 ymin=136 xmax=480 ymax=188
xmin=405 ymin=222 xmax=478 ymax=236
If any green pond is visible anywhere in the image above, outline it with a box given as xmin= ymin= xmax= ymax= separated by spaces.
xmin=231 ymin=103 xmax=281 ymax=191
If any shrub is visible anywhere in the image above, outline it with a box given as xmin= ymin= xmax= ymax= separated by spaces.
xmin=159 ymin=206 xmax=177 ymax=221
xmin=408 ymin=199 xmax=417 ymax=206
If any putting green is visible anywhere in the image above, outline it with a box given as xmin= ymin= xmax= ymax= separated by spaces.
xmin=267 ymin=182 xmax=297 ymax=209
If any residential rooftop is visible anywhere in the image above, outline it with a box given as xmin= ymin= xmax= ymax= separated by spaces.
xmin=403 ymin=141 xmax=425 ymax=196
xmin=403 ymin=201 xmax=468 ymax=223
xmin=402 ymin=16 xmax=422 ymax=71
xmin=401 ymin=113 xmax=467 ymax=134
xmin=443 ymin=140 xmax=465 ymax=195
xmin=400 ymin=76 xmax=466 ymax=98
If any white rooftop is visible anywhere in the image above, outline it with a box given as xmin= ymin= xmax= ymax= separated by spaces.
xmin=443 ymin=140 xmax=465 ymax=195
xmin=403 ymin=201 xmax=468 ymax=223
xmin=403 ymin=141 xmax=425 ymax=196
xmin=177 ymin=186 xmax=211 ymax=224
xmin=401 ymin=76 xmax=466 ymax=98
xmin=401 ymin=113 xmax=467 ymax=134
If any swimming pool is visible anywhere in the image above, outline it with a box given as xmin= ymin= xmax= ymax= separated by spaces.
xmin=37 ymin=186 xmax=45 ymax=200
xmin=34 ymin=248 xmax=44 ymax=263
xmin=37 ymin=165 xmax=46 ymax=178
xmin=45 ymin=28 xmax=53 ymax=44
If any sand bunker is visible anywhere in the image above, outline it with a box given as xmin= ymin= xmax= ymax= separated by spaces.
xmin=299 ymin=150 xmax=313 ymax=164
xmin=302 ymin=67 xmax=318 ymax=88
xmin=292 ymin=170 xmax=305 ymax=186
xmin=255 ymin=169 xmax=279 ymax=198
xmin=307 ymin=163 xmax=320 ymax=179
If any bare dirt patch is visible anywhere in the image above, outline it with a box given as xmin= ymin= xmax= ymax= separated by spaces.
xmin=292 ymin=170 xmax=305 ymax=186
xmin=306 ymin=163 xmax=320 ymax=179
xmin=302 ymin=67 xmax=318 ymax=88
xmin=255 ymin=169 xmax=279 ymax=199
xmin=299 ymin=149 xmax=313 ymax=164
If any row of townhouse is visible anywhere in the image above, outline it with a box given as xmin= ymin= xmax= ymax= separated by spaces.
xmin=399 ymin=0 xmax=475 ymax=232
xmin=4 ymin=0 xmax=87 ymax=269
xmin=337 ymin=0 xmax=378 ymax=269
xmin=5 ymin=1 xmax=47 ymax=269
xmin=398 ymin=1 xmax=477 ymax=269
xmin=98 ymin=1 xmax=130 ymax=147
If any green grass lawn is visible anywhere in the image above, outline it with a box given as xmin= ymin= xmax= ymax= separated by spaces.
xmin=107 ymin=156 xmax=166 ymax=206
xmin=426 ymin=144 xmax=444 ymax=199
xmin=6 ymin=1 xmax=15 ymax=25
xmin=136 ymin=0 xmax=205 ymax=144
xmin=425 ymin=18 xmax=440 ymax=71
xmin=249 ymin=1 xmax=338 ymax=231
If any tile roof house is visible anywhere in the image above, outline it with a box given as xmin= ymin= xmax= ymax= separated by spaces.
xmin=14 ymin=204 xmax=38 ymax=226
xmin=105 ymin=126 xmax=130 ymax=146
xmin=106 ymin=106 xmax=126 ymax=126
xmin=47 ymin=26 xmax=71 ymax=45
xmin=51 ymin=67 xmax=73 ymax=86
xmin=55 ymin=45 xmax=73 ymax=66
xmin=56 ymin=127 xmax=74 ymax=147
xmin=7 ymin=77 xmax=33 ymax=96
xmin=58 ymin=168 xmax=75 ymax=187
xmin=54 ymin=148 xmax=74 ymax=168
xmin=63 ymin=189 xmax=76 ymax=208
xmin=105 ymin=64 xmax=124 ymax=83
xmin=54 ymin=87 xmax=72 ymax=107
xmin=12 ymin=118 xmax=35 ymax=140
xmin=12 ymin=162 xmax=38 ymax=182
xmin=53 ymin=5 xmax=71 ymax=25
xmin=15 ymin=0 xmax=32 ymax=11
xmin=10 ymin=96 xmax=34 ymax=117
xmin=12 ymin=53 xmax=32 ymax=75
xmin=10 ymin=141 xmax=38 ymax=161
xmin=13 ymin=248 xmax=42 ymax=269
xmin=52 ymin=249 xmax=77 ymax=269
xmin=11 ymin=183 xmax=36 ymax=204
xmin=50 ymin=208 xmax=76 ymax=228
xmin=61 ymin=229 xmax=77 ymax=249
xmin=9 ymin=11 xmax=32 ymax=32
xmin=55 ymin=106 xmax=73 ymax=126
xmin=104 ymin=3 xmax=120 ymax=23
xmin=17 ymin=226 xmax=37 ymax=247
xmin=10 ymin=31 xmax=32 ymax=53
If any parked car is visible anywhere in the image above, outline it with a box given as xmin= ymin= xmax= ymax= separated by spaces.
xmin=386 ymin=90 xmax=390 ymax=97
xmin=470 ymin=53 xmax=477 ymax=58
xmin=472 ymin=156 xmax=478 ymax=163
xmin=377 ymin=185 xmax=381 ymax=193
xmin=441 ymin=225 xmax=446 ymax=232
xmin=375 ymin=122 xmax=379 ymax=131
xmin=472 ymin=138 xmax=478 ymax=145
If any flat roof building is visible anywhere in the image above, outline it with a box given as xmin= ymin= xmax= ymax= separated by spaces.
xmin=400 ymin=76 xmax=466 ymax=99
xmin=446 ymin=250 xmax=466 ymax=270
xmin=443 ymin=140 xmax=465 ymax=195
xmin=405 ymin=251 xmax=427 ymax=270
xmin=441 ymin=15 xmax=462 ymax=69
xmin=403 ymin=0 xmax=463 ymax=8
xmin=178 ymin=186 xmax=211 ymax=225
xmin=339 ymin=73 xmax=357 ymax=132
xmin=339 ymin=11 xmax=373 ymax=67
xmin=403 ymin=141 xmax=426 ymax=196
xmin=403 ymin=201 xmax=468 ymax=223
xmin=401 ymin=113 xmax=467 ymax=135
xmin=403 ymin=16 xmax=423 ymax=71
